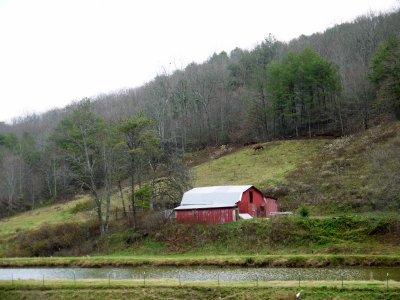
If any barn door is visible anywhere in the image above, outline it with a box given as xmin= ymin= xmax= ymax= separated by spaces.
xmin=260 ymin=205 xmax=265 ymax=217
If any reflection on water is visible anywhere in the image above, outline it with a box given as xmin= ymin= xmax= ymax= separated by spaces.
xmin=0 ymin=266 xmax=399 ymax=281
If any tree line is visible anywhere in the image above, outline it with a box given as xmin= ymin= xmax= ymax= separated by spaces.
xmin=0 ymin=9 xmax=399 ymax=218
xmin=0 ymin=101 xmax=191 ymax=232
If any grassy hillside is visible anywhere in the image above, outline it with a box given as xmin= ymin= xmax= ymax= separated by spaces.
xmin=192 ymin=121 xmax=400 ymax=214
xmin=0 ymin=189 xmax=132 ymax=256
xmin=1 ymin=213 xmax=400 ymax=258
xmin=0 ymin=196 xmax=91 ymax=237
xmin=0 ymin=137 xmax=331 ymax=239
xmin=283 ymin=121 xmax=400 ymax=213
xmin=0 ymin=122 xmax=399 ymax=258
xmin=192 ymin=139 xmax=329 ymax=187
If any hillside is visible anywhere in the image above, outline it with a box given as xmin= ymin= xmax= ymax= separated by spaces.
xmin=283 ymin=121 xmax=400 ymax=213
xmin=0 ymin=122 xmax=399 ymax=258
xmin=190 ymin=121 xmax=400 ymax=214
xmin=191 ymin=139 xmax=329 ymax=187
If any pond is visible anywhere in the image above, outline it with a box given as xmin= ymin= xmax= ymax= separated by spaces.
xmin=0 ymin=266 xmax=399 ymax=281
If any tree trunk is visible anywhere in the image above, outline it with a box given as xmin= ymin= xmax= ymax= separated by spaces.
xmin=95 ymin=194 xmax=104 ymax=236
xmin=130 ymin=158 xmax=137 ymax=229
xmin=336 ymin=97 xmax=344 ymax=135
xmin=118 ymin=181 xmax=127 ymax=217
xmin=104 ymin=189 xmax=111 ymax=233
xmin=53 ymin=157 xmax=57 ymax=198
xmin=260 ymin=89 xmax=269 ymax=140
xmin=149 ymin=178 xmax=155 ymax=210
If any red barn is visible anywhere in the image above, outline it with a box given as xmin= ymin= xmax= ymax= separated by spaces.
xmin=174 ymin=185 xmax=279 ymax=224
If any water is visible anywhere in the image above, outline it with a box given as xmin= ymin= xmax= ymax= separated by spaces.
xmin=0 ymin=266 xmax=399 ymax=281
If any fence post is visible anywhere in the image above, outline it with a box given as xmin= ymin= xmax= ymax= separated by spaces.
xmin=387 ymin=273 xmax=389 ymax=291
xmin=108 ymin=272 xmax=111 ymax=286
xmin=11 ymin=273 xmax=13 ymax=286
xmin=298 ymin=274 xmax=301 ymax=287
xmin=143 ymin=272 xmax=146 ymax=287
xmin=217 ymin=273 xmax=220 ymax=287
xmin=42 ymin=275 xmax=44 ymax=286
xmin=179 ymin=273 xmax=181 ymax=287
xmin=341 ymin=274 xmax=344 ymax=288
xmin=256 ymin=275 xmax=259 ymax=287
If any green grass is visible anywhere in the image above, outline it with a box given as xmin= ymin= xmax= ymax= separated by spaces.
xmin=0 ymin=280 xmax=399 ymax=300
xmin=192 ymin=139 xmax=329 ymax=187
xmin=1 ymin=279 xmax=399 ymax=288
xmin=152 ymin=215 xmax=400 ymax=256
xmin=1 ymin=254 xmax=400 ymax=268
xmin=0 ymin=195 xmax=91 ymax=237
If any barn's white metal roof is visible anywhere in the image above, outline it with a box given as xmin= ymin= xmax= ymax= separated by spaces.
xmin=174 ymin=185 xmax=253 ymax=210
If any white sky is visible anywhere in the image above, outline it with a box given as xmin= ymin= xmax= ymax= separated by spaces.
xmin=0 ymin=0 xmax=398 ymax=123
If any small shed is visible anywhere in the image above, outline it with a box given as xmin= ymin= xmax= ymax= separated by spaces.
xmin=174 ymin=185 xmax=279 ymax=224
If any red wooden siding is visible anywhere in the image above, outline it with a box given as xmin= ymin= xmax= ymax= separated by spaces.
xmin=237 ymin=187 xmax=266 ymax=217
xmin=265 ymin=197 xmax=279 ymax=217
xmin=176 ymin=207 xmax=235 ymax=224
xmin=175 ymin=186 xmax=280 ymax=224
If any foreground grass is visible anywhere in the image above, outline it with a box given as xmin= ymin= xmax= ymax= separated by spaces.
xmin=1 ymin=254 xmax=400 ymax=268
xmin=0 ymin=280 xmax=399 ymax=300
xmin=3 ymin=210 xmax=399 ymax=258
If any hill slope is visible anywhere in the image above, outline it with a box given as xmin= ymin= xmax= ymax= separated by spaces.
xmin=192 ymin=139 xmax=329 ymax=187
xmin=283 ymin=121 xmax=400 ymax=213
xmin=191 ymin=122 xmax=400 ymax=213
xmin=0 ymin=122 xmax=399 ymax=257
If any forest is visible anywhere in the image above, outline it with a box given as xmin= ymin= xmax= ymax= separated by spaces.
xmin=0 ymin=9 xmax=399 ymax=227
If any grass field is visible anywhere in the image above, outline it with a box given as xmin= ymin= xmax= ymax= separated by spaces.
xmin=0 ymin=195 xmax=91 ymax=237
xmin=1 ymin=254 xmax=399 ymax=268
xmin=0 ymin=280 xmax=399 ymax=300
xmin=192 ymin=139 xmax=329 ymax=187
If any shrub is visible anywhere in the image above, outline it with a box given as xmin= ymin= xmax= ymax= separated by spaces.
xmin=138 ymin=210 xmax=167 ymax=234
xmin=134 ymin=184 xmax=152 ymax=208
xmin=299 ymin=206 xmax=310 ymax=218
xmin=69 ymin=199 xmax=96 ymax=214
xmin=7 ymin=220 xmax=100 ymax=257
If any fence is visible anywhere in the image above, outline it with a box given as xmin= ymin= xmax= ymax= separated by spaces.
xmin=3 ymin=270 xmax=397 ymax=290
xmin=113 ymin=207 xmax=175 ymax=221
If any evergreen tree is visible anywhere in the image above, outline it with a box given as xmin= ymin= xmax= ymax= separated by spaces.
xmin=369 ymin=36 xmax=400 ymax=119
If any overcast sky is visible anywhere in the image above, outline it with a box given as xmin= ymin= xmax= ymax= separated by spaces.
xmin=0 ymin=0 xmax=398 ymax=123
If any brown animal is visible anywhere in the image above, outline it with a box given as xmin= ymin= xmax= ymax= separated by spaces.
xmin=253 ymin=144 xmax=264 ymax=151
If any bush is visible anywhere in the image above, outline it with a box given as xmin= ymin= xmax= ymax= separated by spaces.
xmin=7 ymin=220 xmax=100 ymax=257
xmin=134 ymin=184 xmax=152 ymax=208
xmin=69 ymin=199 xmax=96 ymax=214
xmin=138 ymin=211 xmax=167 ymax=234
xmin=298 ymin=206 xmax=310 ymax=218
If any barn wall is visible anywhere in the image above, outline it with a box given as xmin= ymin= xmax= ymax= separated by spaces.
xmin=176 ymin=207 xmax=235 ymax=224
xmin=237 ymin=187 xmax=265 ymax=217
xmin=265 ymin=197 xmax=279 ymax=217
